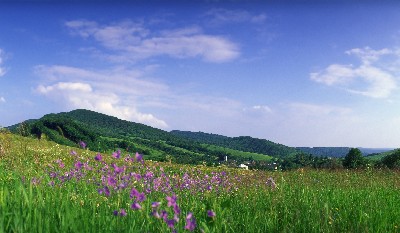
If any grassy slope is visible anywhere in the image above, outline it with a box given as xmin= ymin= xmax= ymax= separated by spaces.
xmin=2 ymin=132 xmax=400 ymax=232
xmin=202 ymin=144 xmax=273 ymax=161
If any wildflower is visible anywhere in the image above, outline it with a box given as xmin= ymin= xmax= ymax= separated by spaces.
xmin=132 ymin=173 xmax=142 ymax=181
xmin=173 ymin=204 xmax=181 ymax=216
xmin=107 ymin=176 xmax=117 ymax=187
xmin=98 ymin=186 xmax=110 ymax=196
xmin=113 ymin=208 xmax=127 ymax=217
xmin=166 ymin=219 xmax=176 ymax=229
xmin=161 ymin=210 xmax=168 ymax=221
xmin=94 ymin=153 xmax=102 ymax=161
xmin=130 ymin=187 xmax=139 ymax=199
xmin=151 ymin=210 xmax=161 ymax=218
xmin=79 ymin=141 xmax=86 ymax=149
xmin=112 ymin=164 xmax=124 ymax=174
xmin=207 ymin=210 xmax=216 ymax=218
xmin=166 ymin=194 xmax=177 ymax=207
xmin=120 ymin=209 xmax=127 ymax=216
xmin=49 ymin=172 xmax=57 ymax=178
xmin=137 ymin=192 xmax=146 ymax=202
xmin=70 ymin=150 xmax=77 ymax=156
xmin=135 ymin=152 xmax=143 ymax=163
xmin=74 ymin=161 xmax=83 ymax=170
xmin=131 ymin=202 xmax=142 ymax=210
xmin=151 ymin=202 xmax=161 ymax=208
xmin=112 ymin=150 xmax=121 ymax=159
xmin=184 ymin=212 xmax=196 ymax=231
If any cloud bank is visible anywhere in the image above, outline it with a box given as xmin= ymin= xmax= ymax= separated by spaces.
xmin=311 ymin=47 xmax=398 ymax=98
xmin=35 ymin=66 xmax=169 ymax=129
xmin=65 ymin=20 xmax=240 ymax=63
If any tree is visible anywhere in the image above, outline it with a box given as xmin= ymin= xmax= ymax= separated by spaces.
xmin=343 ymin=148 xmax=365 ymax=169
xmin=381 ymin=149 xmax=400 ymax=169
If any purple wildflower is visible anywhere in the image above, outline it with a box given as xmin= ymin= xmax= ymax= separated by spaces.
xmin=173 ymin=204 xmax=181 ymax=216
xmin=207 ymin=210 xmax=216 ymax=218
xmin=132 ymin=173 xmax=142 ymax=181
xmin=151 ymin=210 xmax=161 ymax=219
xmin=184 ymin=212 xmax=196 ymax=231
xmin=120 ymin=209 xmax=127 ymax=216
xmin=107 ymin=176 xmax=117 ymax=187
xmin=166 ymin=194 xmax=177 ymax=207
xmin=74 ymin=161 xmax=83 ymax=170
xmin=94 ymin=153 xmax=102 ymax=161
xmin=98 ymin=186 xmax=110 ymax=196
xmin=113 ymin=210 xmax=119 ymax=216
xmin=79 ymin=141 xmax=86 ymax=149
xmin=137 ymin=192 xmax=146 ymax=202
xmin=166 ymin=219 xmax=176 ymax=229
xmin=151 ymin=202 xmax=161 ymax=208
xmin=131 ymin=202 xmax=142 ymax=210
xmin=112 ymin=150 xmax=121 ymax=159
xmin=135 ymin=152 xmax=143 ymax=163
xmin=70 ymin=150 xmax=77 ymax=156
xmin=130 ymin=187 xmax=139 ymax=199
xmin=161 ymin=210 xmax=168 ymax=221
xmin=112 ymin=164 xmax=124 ymax=174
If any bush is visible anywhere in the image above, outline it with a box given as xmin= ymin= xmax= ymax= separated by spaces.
xmin=343 ymin=148 xmax=366 ymax=169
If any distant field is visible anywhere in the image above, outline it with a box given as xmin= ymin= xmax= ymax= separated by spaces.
xmin=1 ymin=133 xmax=399 ymax=232
xmin=202 ymin=144 xmax=273 ymax=161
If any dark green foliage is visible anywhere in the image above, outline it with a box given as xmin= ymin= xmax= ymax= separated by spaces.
xmin=343 ymin=148 xmax=366 ymax=169
xmin=381 ymin=149 xmax=400 ymax=169
xmin=171 ymin=131 xmax=300 ymax=158
xmin=30 ymin=114 xmax=98 ymax=147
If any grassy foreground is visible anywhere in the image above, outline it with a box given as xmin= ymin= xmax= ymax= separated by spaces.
xmin=1 ymin=133 xmax=400 ymax=232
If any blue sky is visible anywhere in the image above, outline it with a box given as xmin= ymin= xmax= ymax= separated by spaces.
xmin=1 ymin=1 xmax=400 ymax=148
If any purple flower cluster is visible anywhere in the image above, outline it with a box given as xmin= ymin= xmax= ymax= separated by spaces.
xmin=41 ymin=142 xmax=277 ymax=232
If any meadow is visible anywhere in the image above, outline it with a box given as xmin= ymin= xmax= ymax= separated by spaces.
xmin=1 ymin=132 xmax=400 ymax=232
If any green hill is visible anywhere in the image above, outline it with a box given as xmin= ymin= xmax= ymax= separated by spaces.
xmin=170 ymin=130 xmax=300 ymax=159
xmin=8 ymin=109 xmax=282 ymax=166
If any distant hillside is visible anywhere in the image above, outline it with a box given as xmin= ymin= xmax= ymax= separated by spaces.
xmin=170 ymin=130 xmax=301 ymax=158
xmin=296 ymin=147 xmax=351 ymax=158
xmin=8 ymin=109 xmax=278 ymax=166
xmin=365 ymin=149 xmax=398 ymax=161
xmin=58 ymin=109 xmax=173 ymax=141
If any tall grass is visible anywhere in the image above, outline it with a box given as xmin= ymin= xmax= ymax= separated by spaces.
xmin=1 ymin=133 xmax=400 ymax=232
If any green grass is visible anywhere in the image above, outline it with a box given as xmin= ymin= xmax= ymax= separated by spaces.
xmin=1 ymin=132 xmax=400 ymax=232
xmin=202 ymin=144 xmax=273 ymax=161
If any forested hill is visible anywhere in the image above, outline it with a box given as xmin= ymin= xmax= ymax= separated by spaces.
xmin=170 ymin=130 xmax=301 ymax=158
xmin=8 ymin=109 xmax=293 ymax=166
xmin=58 ymin=109 xmax=174 ymax=141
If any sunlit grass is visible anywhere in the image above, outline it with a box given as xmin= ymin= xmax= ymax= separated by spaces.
xmin=1 ymin=133 xmax=400 ymax=232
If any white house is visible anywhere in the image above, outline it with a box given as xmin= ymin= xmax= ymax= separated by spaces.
xmin=238 ymin=164 xmax=249 ymax=170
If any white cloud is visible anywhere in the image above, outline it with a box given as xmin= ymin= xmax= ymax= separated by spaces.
xmin=288 ymin=102 xmax=352 ymax=116
xmin=66 ymin=20 xmax=239 ymax=63
xmin=204 ymin=8 xmax=267 ymax=25
xmin=311 ymin=47 xmax=398 ymax=99
xmin=0 ymin=97 xmax=5 ymax=103
xmin=345 ymin=47 xmax=392 ymax=65
xmin=0 ymin=49 xmax=6 ymax=77
xmin=35 ymin=67 xmax=169 ymax=129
